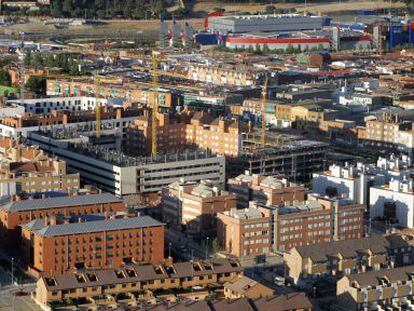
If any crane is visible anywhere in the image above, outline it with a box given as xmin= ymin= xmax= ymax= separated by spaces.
xmin=151 ymin=51 xmax=168 ymax=156
xmin=261 ymin=75 xmax=268 ymax=147
xmin=95 ymin=71 xmax=101 ymax=141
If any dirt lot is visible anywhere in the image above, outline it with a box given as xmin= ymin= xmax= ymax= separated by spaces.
xmin=193 ymin=0 xmax=405 ymax=14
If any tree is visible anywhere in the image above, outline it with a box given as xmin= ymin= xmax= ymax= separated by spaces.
xmin=0 ymin=70 xmax=11 ymax=86
xmin=26 ymin=77 xmax=46 ymax=95
xmin=211 ymin=238 xmax=221 ymax=254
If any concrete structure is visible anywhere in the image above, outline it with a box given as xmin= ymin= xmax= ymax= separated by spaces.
xmin=312 ymin=154 xmax=414 ymax=206
xmin=217 ymin=195 xmax=365 ymax=257
xmin=28 ymin=130 xmax=226 ymax=198
xmin=337 ymin=265 xmax=414 ymax=310
xmin=208 ymin=14 xmax=327 ymax=34
xmin=34 ymin=258 xmax=243 ymax=308
xmin=0 ymin=193 xmax=124 ymax=246
xmin=227 ymin=173 xmax=305 ymax=208
xmin=370 ymin=178 xmax=414 ymax=228
xmin=284 ymin=234 xmax=414 ymax=286
xmin=239 ymin=139 xmax=329 ymax=184
xmin=162 ymin=180 xmax=236 ymax=235
xmin=21 ymin=215 xmax=164 ymax=277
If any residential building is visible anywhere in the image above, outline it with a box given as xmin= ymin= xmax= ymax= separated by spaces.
xmin=224 ymin=275 xmax=274 ymax=299
xmin=217 ymin=195 xmax=365 ymax=257
xmin=337 ymin=265 xmax=414 ymax=310
xmin=162 ymin=180 xmax=236 ymax=235
xmin=312 ymin=154 xmax=414 ymax=206
xmin=227 ymin=173 xmax=305 ymax=208
xmin=125 ymin=111 xmax=248 ymax=157
xmin=370 ymin=178 xmax=414 ymax=228
xmin=28 ymin=130 xmax=226 ymax=198
xmin=284 ymin=234 xmax=414 ymax=285
xmin=34 ymin=258 xmax=243 ymax=307
xmin=21 ymin=215 xmax=164 ymax=277
xmin=144 ymin=293 xmax=313 ymax=311
xmin=0 ymin=193 xmax=124 ymax=246
xmin=0 ymin=137 xmax=80 ymax=197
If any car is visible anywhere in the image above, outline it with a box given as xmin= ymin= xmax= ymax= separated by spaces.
xmin=274 ymin=276 xmax=285 ymax=286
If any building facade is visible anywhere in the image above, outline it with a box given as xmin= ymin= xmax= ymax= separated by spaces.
xmin=21 ymin=215 xmax=164 ymax=276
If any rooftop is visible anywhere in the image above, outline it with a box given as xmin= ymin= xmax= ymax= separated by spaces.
xmin=29 ymin=216 xmax=163 ymax=237
xmin=0 ymin=193 xmax=122 ymax=213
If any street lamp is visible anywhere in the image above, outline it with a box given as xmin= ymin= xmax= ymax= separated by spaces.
xmin=11 ymin=257 xmax=14 ymax=286
xmin=168 ymin=242 xmax=172 ymax=258
xmin=205 ymin=237 xmax=210 ymax=260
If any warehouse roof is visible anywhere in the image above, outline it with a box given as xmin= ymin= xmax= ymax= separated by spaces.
xmin=0 ymin=193 xmax=122 ymax=212
xmin=31 ymin=216 xmax=163 ymax=237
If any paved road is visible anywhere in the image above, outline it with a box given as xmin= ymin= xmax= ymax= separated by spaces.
xmin=0 ymin=285 xmax=41 ymax=311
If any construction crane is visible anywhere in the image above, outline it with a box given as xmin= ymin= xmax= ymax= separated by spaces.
xmin=151 ymin=51 xmax=168 ymax=156
xmin=19 ymin=32 xmax=25 ymax=110
xmin=261 ymin=75 xmax=268 ymax=147
xmin=95 ymin=71 xmax=101 ymax=141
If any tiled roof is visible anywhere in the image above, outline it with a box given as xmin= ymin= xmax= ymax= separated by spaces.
xmin=0 ymin=193 xmax=122 ymax=212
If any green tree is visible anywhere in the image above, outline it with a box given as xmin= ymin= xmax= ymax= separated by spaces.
xmin=0 ymin=70 xmax=11 ymax=86
xmin=211 ymin=238 xmax=221 ymax=254
xmin=26 ymin=77 xmax=46 ymax=95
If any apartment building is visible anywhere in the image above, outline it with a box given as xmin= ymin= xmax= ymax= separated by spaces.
xmin=284 ymin=234 xmax=413 ymax=286
xmin=337 ymin=265 xmax=414 ymax=310
xmin=35 ymin=258 xmax=243 ymax=307
xmin=217 ymin=195 xmax=365 ymax=257
xmin=0 ymin=193 xmax=124 ymax=246
xmin=312 ymin=154 xmax=414 ymax=206
xmin=358 ymin=112 xmax=414 ymax=156
xmin=217 ymin=206 xmax=272 ymax=258
xmin=370 ymin=178 xmax=414 ymax=228
xmin=21 ymin=215 xmax=164 ymax=277
xmin=162 ymin=180 xmax=236 ymax=235
xmin=125 ymin=111 xmax=248 ymax=157
xmin=227 ymin=173 xmax=305 ymax=208
xmin=28 ymin=131 xmax=226 ymax=198
xmin=0 ymin=137 xmax=80 ymax=197
xmin=187 ymin=64 xmax=260 ymax=86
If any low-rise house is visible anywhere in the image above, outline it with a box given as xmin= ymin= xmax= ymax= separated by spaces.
xmin=224 ymin=275 xmax=274 ymax=299
xmin=337 ymin=265 xmax=414 ymax=310
xmin=284 ymin=234 xmax=414 ymax=286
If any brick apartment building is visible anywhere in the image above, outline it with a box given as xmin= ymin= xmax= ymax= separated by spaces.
xmin=125 ymin=111 xmax=249 ymax=157
xmin=0 ymin=193 xmax=124 ymax=246
xmin=227 ymin=173 xmax=305 ymax=208
xmin=217 ymin=194 xmax=365 ymax=257
xmin=162 ymin=180 xmax=236 ymax=235
xmin=21 ymin=215 xmax=164 ymax=276
xmin=284 ymin=234 xmax=414 ymax=286
xmin=0 ymin=137 xmax=80 ymax=196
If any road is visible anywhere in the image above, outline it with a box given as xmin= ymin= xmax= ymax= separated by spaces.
xmin=0 ymin=284 xmax=40 ymax=311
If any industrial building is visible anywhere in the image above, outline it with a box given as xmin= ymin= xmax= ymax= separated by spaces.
xmin=208 ymin=14 xmax=329 ymax=34
xmin=27 ymin=130 xmax=226 ymax=198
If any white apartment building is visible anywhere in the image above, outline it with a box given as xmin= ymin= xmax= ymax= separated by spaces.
xmin=370 ymin=178 xmax=414 ymax=228
xmin=312 ymin=154 xmax=414 ymax=206
xmin=6 ymin=96 xmax=124 ymax=115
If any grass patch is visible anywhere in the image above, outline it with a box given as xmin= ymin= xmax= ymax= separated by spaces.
xmin=0 ymin=85 xmax=18 ymax=96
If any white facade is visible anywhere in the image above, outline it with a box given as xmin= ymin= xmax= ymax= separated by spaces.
xmin=6 ymin=96 xmax=124 ymax=115
xmin=312 ymin=155 xmax=414 ymax=206
xmin=370 ymin=179 xmax=414 ymax=228
xmin=0 ymin=104 xmax=25 ymax=118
